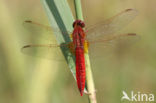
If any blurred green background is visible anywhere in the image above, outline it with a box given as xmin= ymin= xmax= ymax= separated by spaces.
xmin=0 ymin=0 xmax=156 ymax=103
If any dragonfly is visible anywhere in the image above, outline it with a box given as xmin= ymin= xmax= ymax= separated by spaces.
xmin=22 ymin=9 xmax=138 ymax=96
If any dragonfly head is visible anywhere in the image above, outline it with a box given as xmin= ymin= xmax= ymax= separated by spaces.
xmin=73 ymin=20 xmax=85 ymax=28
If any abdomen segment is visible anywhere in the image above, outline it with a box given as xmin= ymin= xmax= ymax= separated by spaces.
xmin=75 ymin=47 xmax=86 ymax=96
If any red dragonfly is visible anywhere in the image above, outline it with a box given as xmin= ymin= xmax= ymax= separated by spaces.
xmin=22 ymin=9 xmax=138 ymax=96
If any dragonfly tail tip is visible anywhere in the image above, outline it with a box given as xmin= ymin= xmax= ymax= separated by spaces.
xmin=80 ymin=92 xmax=83 ymax=96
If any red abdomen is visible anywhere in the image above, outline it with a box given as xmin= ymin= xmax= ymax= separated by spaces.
xmin=75 ymin=47 xmax=85 ymax=96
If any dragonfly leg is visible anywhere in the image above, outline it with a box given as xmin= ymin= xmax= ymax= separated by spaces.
xmin=67 ymin=43 xmax=75 ymax=54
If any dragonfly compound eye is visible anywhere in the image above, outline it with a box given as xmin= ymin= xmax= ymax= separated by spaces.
xmin=73 ymin=20 xmax=85 ymax=28
xmin=77 ymin=20 xmax=85 ymax=28
xmin=79 ymin=21 xmax=85 ymax=28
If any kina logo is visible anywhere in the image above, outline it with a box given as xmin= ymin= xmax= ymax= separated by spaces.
xmin=121 ymin=91 xmax=154 ymax=102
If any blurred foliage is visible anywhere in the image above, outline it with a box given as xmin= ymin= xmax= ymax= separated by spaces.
xmin=0 ymin=0 xmax=156 ymax=103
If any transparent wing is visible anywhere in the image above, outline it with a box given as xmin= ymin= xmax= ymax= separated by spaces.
xmin=21 ymin=43 xmax=74 ymax=61
xmin=23 ymin=20 xmax=72 ymax=42
xmin=88 ymin=33 xmax=140 ymax=59
xmin=86 ymin=9 xmax=138 ymax=41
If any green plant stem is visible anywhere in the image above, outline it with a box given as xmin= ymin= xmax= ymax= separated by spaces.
xmin=85 ymin=54 xmax=97 ymax=103
xmin=74 ymin=0 xmax=83 ymax=20
xmin=74 ymin=0 xmax=97 ymax=103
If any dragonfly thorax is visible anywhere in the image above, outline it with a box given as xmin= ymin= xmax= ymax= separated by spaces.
xmin=73 ymin=20 xmax=85 ymax=28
